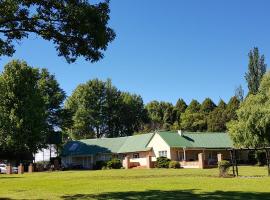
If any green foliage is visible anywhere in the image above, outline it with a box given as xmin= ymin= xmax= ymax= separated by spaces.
xmin=169 ymin=161 xmax=180 ymax=169
xmin=106 ymin=158 xmax=122 ymax=169
xmin=200 ymin=98 xmax=216 ymax=113
xmin=38 ymin=68 xmax=66 ymax=143
xmin=65 ymin=79 xmax=147 ymax=139
xmin=155 ymin=157 xmax=171 ymax=168
xmin=94 ymin=160 xmax=107 ymax=170
xmin=0 ymin=0 xmax=115 ymax=63
xmin=207 ymin=100 xmax=227 ymax=132
xmin=145 ymin=101 xmax=176 ymax=131
xmin=228 ymin=72 xmax=270 ymax=147
xmin=0 ymin=60 xmax=47 ymax=154
xmin=245 ymin=47 xmax=267 ymax=95
xmin=218 ymin=160 xmax=231 ymax=177
xmin=180 ymin=100 xmax=206 ymax=132
xmin=255 ymin=151 xmax=266 ymax=166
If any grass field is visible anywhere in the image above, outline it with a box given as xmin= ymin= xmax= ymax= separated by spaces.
xmin=0 ymin=166 xmax=270 ymax=200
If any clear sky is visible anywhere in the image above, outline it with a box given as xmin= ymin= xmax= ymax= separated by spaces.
xmin=1 ymin=0 xmax=270 ymax=105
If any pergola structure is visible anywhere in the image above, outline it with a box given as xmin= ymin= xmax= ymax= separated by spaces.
xmin=228 ymin=147 xmax=270 ymax=177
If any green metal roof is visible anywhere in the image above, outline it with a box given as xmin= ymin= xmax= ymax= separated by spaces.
xmin=158 ymin=131 xmax=233 ymax=149
xmin=117 ymin=133 xmax=154 ymax=153
xmin=61 ymin=133 xmax=154 ymax=157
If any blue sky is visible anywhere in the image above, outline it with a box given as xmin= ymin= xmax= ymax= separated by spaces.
xmin=1 ymin=0 xmax=270 ymax=105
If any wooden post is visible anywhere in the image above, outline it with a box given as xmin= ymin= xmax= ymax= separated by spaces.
xmin=265 ymin=148 xmax=270 ymax=176
xmin=234 ymin=150 xmax=238 ymax=177
xmin=18 ymin=163 xmax=24 ymax=174
xmin=6 ymin=164 xmax=12 ymax=175
xmin=146 ymin=155 xmax=152 ymax=169
xmin=230 ymin=150 xmax=235 ymax=177
xmin=28 ymin=163 xmax=33 ymax=173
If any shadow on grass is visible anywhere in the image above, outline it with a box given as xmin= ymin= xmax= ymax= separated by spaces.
xmin=61 ymin=190 xmax=270 ymax=200
xmin=0 ymin=176 xmax=23 ymax=179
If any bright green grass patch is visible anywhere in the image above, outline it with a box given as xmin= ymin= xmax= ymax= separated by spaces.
xmin=0 ymin=166 xmax=270 ymax=200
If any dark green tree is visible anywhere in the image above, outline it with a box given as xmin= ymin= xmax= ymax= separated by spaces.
xmin=174 ymin=98 xmax=187 ymax=124
xmin=200 ymin=98 xmax=216 ymax=113
xmin=0 ymin=60 xmax=47 ymax=154
xmin=145 ymin=101 xmax=163 ymax=130
xmin=118 ymin=92 xmax=148 ymax=136
xmin=245 ymin=47 xmax=267 ymax=95
xmin=38 ymin=69 xmax=66 ymax=140
xmin=65 ymin=79 xmax=146 ymax=139
xmin=0 ymin=0 xmax=115 ymax=63
xmin=180 ymin=100 xmax=206 ymax=132
xmin=207 ymin=100 xmax=227 ymax=132
xmin=226 ymin=96 xmax=240 ymax=121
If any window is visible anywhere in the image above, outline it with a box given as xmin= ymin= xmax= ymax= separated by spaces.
xmin=133 ymin=153 xmax=139 ymax=158
xmin=158 ymin=150 xmax=167 ymax=157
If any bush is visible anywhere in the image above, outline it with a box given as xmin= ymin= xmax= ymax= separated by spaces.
xmin=35 ymin=161 xmax=50 ymax=172
xmin=155 ymin=157 xmax=171 ymax=168
xmin=255 ymin=151 xmax=267 ymax=166
xmin=94 ymin=160 xmax=107 ymax=170
xmin=106 ymin=158 xmax=122 ymax=169
xmin=169 ymin=161 xmax=180 ymax=169
xmin=218 ymin=160 xmax=231 ymax=177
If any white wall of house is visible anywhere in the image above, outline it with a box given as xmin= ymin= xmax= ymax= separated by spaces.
xmin=147 ymin=133 xmax=171 ymax=159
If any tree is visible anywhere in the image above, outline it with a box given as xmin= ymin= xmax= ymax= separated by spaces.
xmin=38 ymin=69 xmax=66 ymax=137
xmin=207 ymin=100 xmax=227 ymax=132
xmin=180 ymin=100 xmax=206 ymax=132
xmin=200 ymin=98 xmax=216 ymax=113
xmin=235 ymin=85 xmax=244 ymax=102
xmin=0 ymin=0 xmax=115 ymax=63
xmin=174 ymin=98 xmax=187 ymax=125
xmin=118 ymin=93 xmax=148 ymax=136
xmin=226 ymin=96 xmax=240 ymax=121
xmin=0 ymin=60 xmax=47 ymax=154
xmin=245 ymin=47 xmax=267 ymax=95
xmin=228 ymin=72 xmax=270 ymax=147
xmin=145 ymin=101 xmax=163 ymax=130
xmin=64 ymin=79 xmax=146 ymax=139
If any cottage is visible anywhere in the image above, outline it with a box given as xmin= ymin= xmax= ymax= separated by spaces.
xmin=61 ymin=131 xmax=248 ymax=169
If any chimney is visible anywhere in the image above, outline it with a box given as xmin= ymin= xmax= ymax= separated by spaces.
xmin=178 ymin=130 xmax=183 ymax=136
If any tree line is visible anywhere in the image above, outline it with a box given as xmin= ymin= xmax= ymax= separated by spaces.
xmin=0 ymin=47 xmax=268 ymax=156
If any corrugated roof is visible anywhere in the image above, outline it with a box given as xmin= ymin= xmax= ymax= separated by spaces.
xmin=61 ymin=133 xmax=154 ymax=156
xmin=117 ymin=133 xmax=154 ymax=153
xmin=158 ymin=131 xmax=233 ymax=148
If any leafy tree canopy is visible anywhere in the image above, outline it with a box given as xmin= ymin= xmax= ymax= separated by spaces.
xmin=245 ymin=47 xmax=267 ymax=95
xmin=200 ymin=98 xmax=216 ymax=113
xmin=228 ymin=72 xmax=270 ymax=147
xmin=64 ymin=79 xmax=147 ymax=139
xmin=0 ymin=0 xmax=115 ymax=63
xmin=0 ymin=60 xmax=47 ymax=154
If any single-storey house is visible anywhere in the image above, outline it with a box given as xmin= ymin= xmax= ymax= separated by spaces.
xmin=61 ymin=131 xmax=248 ymax=169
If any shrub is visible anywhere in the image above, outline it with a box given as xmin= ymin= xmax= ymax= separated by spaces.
xmin=35 ymin=161 xmax=50 ymax=172
xmin=107 ymin=158 xmax=122 ymax=169
xmin=218 ymin=160 xmax=231 ymax=177
xmin=255 ymin=151 xmax=267 ymax=166
xmin=94 ymin=160 xmax=107 ymax=170
xmin=155 ymin=157 xmax=171 ymax=168
xmin=169 ymin=161 xmax=180 ymax=169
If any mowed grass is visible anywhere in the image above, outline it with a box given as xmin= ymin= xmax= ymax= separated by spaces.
xmin=0 ymin=166 xmax=270 ymax=200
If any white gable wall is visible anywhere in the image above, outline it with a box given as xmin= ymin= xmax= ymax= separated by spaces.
xmin=147 ymin=133 xmax=171 ymax=159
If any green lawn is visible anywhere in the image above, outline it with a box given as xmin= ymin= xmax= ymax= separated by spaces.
xmin=0 ymin=166 xmax=270 ymax=200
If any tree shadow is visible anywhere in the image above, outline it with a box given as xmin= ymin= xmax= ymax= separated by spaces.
xmin=61 ymin=190 xmax=270 ymax=200
xmin=0 ymin=176 xmax=23 ymax=179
